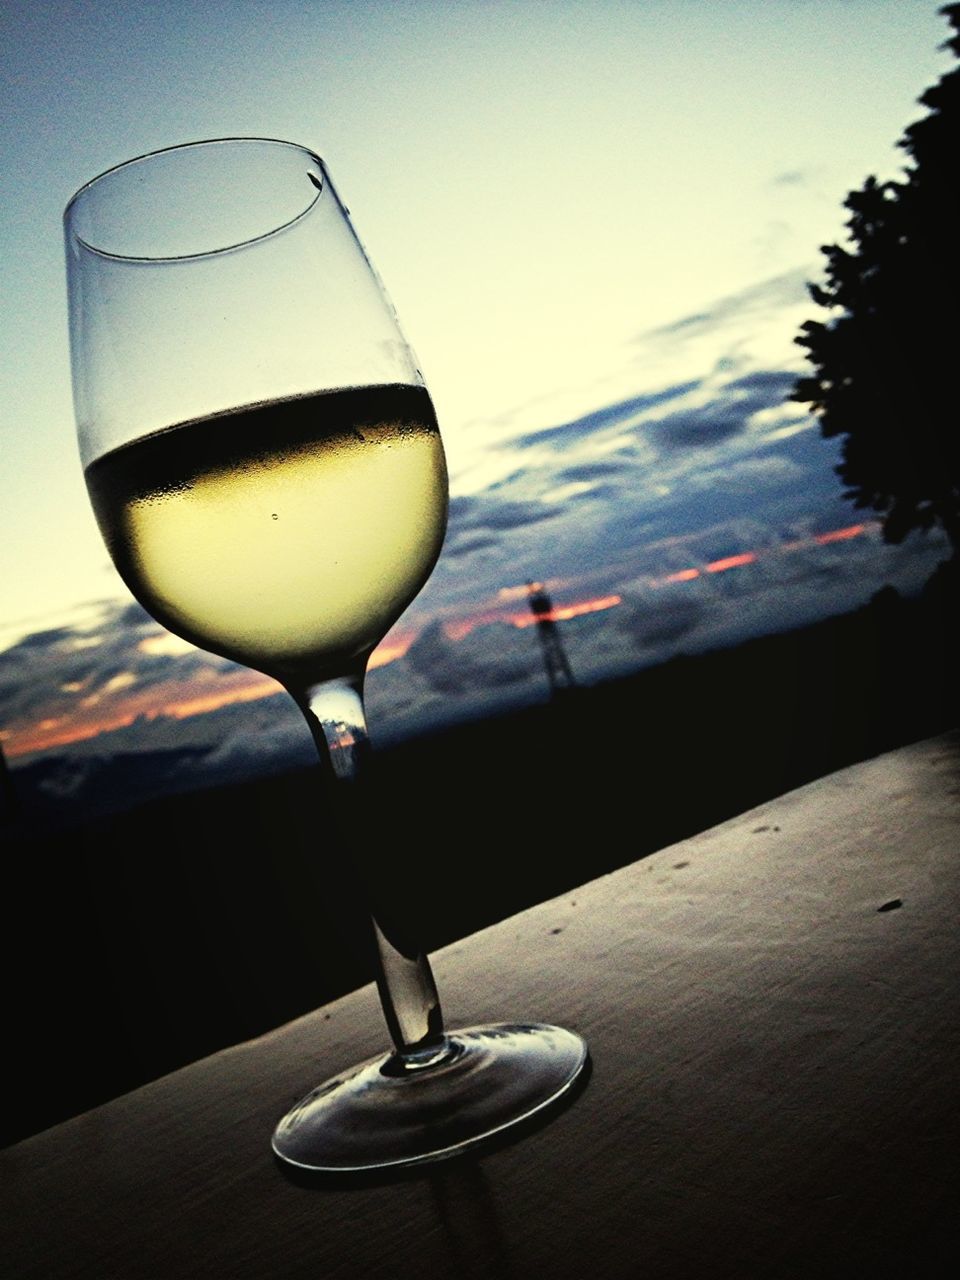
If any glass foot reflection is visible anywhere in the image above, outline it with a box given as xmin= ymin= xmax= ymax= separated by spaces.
xmin=272 ymin=1022 xmax=589 ymax=1173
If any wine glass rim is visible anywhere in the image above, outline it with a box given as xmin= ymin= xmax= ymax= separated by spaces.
xmin=63 ymin=136 xmax=326 ymax=263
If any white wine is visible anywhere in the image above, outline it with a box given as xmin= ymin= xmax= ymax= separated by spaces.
xmin=86 ymin=384 xmax=447 ymax=684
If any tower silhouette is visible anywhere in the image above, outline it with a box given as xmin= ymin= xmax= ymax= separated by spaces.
xmin=526 ymin=581 xmax=576 ymax=697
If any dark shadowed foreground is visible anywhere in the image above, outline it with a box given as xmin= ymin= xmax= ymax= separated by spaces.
xmin=2 ymin=580 xmax=957 ymax=1146
xmin=3 ymin=734 xmax=959 ymax=1279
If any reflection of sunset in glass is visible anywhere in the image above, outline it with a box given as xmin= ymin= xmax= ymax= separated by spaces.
xmin=0 ymin=522 xmax=874 ymax=760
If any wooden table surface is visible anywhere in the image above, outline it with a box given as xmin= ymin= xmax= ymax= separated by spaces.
xmin=3 ymin=734 xmax=959 ymax=1279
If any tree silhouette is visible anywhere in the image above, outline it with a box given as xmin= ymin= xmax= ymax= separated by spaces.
xmin=793 ymin=3 xmax=960 ymax=557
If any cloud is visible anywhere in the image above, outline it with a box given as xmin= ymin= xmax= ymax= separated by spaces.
xmin=4 ymin=267 xmax=948 ymax=777
xmin=0 ymin=600 xmax=260 ymax=754
xmin=512 ymin=382 xmax=701 ymax=451
xmin=635 ymin=269 xmax=810 ymax=346
xmin=618 ymin=593 xmax=707 ymax=648
xmin=116 ymin=601 xmax=158 ymax=630
xmin=365 ymin=618 xmax=555 ymax=740
xmin=448 ymin=495 xmax=480 ymax=523
xmin=476 ymin=501 xmax=562 ymax=533
xmin=6 ymin=626 xmax=78 ymax=651
xmin=441 ymin=533 xmax=502 ymax=560
xmin=692 ymin=453 xmax=806 ymax=494
xmin=557 ymin=459 xmax=632 ymax=483
xmin=403 ymin=619 xmax=540 ymax=696
xmin=724 ymin=370 xmax=798 ymax=400
xmin=647 ymin=407 xmax=746 ymax=451
xmin=428 ymin=348 xmax=833 ymax=619
xmin=441 ymin=493 xmax=564 ymax=563
xmin=771 ymin=169 xmax=810 ymax=187
xmin=646 ymin=372 xmax=802 ymax=454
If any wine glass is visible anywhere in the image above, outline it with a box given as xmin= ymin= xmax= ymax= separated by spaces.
xmin=64 ymin=138 xmax=588 ymax=1172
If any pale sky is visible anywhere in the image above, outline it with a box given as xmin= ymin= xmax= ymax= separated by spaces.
xmin=1 ymin=0 xmax=951 ymax=651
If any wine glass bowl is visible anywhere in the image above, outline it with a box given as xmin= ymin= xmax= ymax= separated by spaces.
xmin=65 ymin=138 xmax=588 ymax=1172
xmin=66 ymin=139 xmax=447 ymax=688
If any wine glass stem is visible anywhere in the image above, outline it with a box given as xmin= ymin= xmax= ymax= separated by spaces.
xmin=294 ymin=675 xmax=449 ymax=1065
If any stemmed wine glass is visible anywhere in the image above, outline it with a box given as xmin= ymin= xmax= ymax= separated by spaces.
xmin=64 ymin=138 xmax=588 ymax=1172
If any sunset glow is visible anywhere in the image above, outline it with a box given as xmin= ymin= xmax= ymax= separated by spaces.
xmin=705 ymin=552 xmax=758 ymax=574
xmin=657 ymin=524 xmax=871 ymax=586
xmin=815 ymin=524 xmax=868 ymax=545
xmin=512 ymin=595 xmax=623 ymax=628
xmin=368 ymin=631 xmax=416 ymax=669
xmin=3 ymin=0 xmax=949 ymax=812
xmin=4 ymin=669 xmax=281 ymax=757
xmin=2 ymin=522 xmax=877 ymax=760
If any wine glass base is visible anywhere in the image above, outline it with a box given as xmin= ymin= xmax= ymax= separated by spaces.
xmin=271 ymin=1022 xmax=589 ymax=1173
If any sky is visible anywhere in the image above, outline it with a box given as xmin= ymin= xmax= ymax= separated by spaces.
xmin=1 ymin=1 xmax=954 ymax=786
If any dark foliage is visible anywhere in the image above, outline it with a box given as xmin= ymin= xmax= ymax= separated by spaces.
xmin=793 ymin=4 xmax=960 ymax=554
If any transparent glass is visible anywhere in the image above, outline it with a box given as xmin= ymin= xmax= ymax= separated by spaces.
xmin=64 ymin=138 xmax=588 ymax=1172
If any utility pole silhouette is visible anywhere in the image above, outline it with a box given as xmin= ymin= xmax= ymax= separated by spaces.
xmin=526 ymin=581 xmax=577 ymax=698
